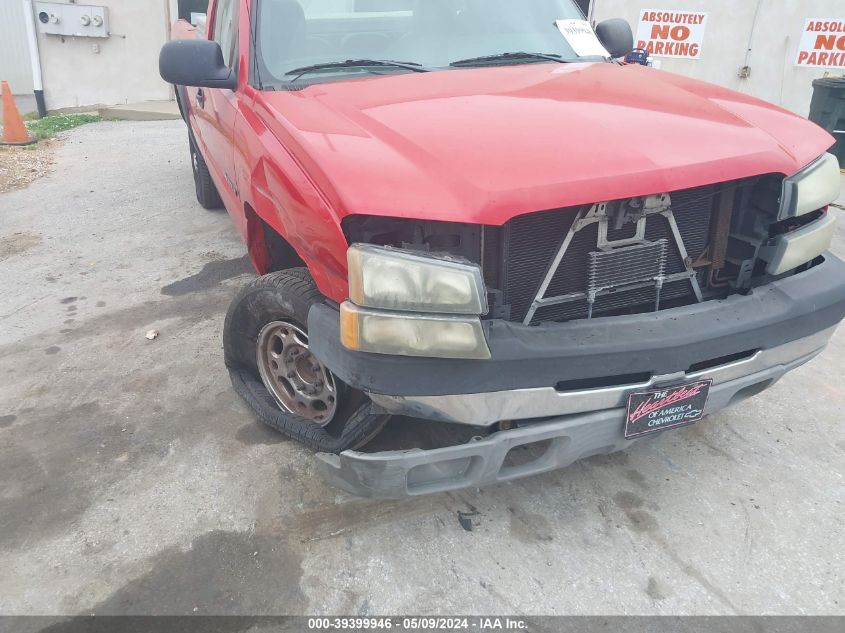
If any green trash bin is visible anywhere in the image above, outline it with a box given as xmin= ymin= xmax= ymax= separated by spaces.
xmin=809 ymin=78 xmax=845 ymax=168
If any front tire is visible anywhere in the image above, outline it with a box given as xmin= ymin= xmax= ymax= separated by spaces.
xmin=223 ymin=269 xmax=390 ymax=452
xmin=189 ymin=133 xmax=223 ymax=210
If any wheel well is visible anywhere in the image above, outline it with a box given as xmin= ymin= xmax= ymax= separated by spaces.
xmin=243 ymin=203 xmax=306 ymax=274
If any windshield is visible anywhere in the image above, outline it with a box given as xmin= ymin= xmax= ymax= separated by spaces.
xmin=254 ymin=0 xmax=593 ymax=87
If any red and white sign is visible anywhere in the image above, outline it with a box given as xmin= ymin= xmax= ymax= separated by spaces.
xmin=796 ymin=19 xmax=845 ymax=68
xmin=635 ymin=10 xmax=708 ymax=59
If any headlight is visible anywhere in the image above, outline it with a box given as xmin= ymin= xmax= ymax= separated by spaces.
xmin=340 ymin=302 xmax=491 ymax=359
xmin=780 ymin=153 xmax=841 ymax=220
xmin=347 ymin=244 xmax=488 ymax=315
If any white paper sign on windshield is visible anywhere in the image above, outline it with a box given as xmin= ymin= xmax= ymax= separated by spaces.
xmin=555 ymin=19 xmax=611 ymax=58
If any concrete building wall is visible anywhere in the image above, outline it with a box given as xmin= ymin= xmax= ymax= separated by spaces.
xmin=591 ymin=0 xmax=844 ymax=117
xmin=34 ymin=0 xmax=173 ymax=110
xmin=0 ymin=1 xmax=36 ymax=95
xmin=12 ymin=1 xmax=844 ymax=115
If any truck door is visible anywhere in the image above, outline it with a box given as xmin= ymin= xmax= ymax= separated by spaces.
xmin=193 ymin=0 xmax=240 ymax=214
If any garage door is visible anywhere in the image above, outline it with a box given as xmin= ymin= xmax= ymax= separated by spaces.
xmin=0 ymin=2 xmax=34 ymax=95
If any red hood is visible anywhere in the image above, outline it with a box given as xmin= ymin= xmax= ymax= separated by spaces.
xmin=256 ymin=62 xmax=834 ymax=226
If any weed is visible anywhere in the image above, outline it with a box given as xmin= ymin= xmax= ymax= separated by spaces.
xmin=25 ymin=114 xmax=100 ymax=140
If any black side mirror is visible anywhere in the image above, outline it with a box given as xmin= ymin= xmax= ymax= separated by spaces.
xmin=595 ymin=19 xmax=634 ymax=59
xmin=159 ymin=39 xmax=237 ymax=90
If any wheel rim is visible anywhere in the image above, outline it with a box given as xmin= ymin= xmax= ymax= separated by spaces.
xmin=256 ymin=321 xmax=338 ymax=426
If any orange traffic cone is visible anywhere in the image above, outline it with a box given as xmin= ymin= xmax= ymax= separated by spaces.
xmin=1 ymin=81 xmax=33 ymax=146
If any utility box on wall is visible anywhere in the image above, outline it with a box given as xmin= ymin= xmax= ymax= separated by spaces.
xmin=34 ymin=2 xmax=109 ymax=38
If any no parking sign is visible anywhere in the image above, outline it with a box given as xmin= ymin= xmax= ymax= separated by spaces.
xmin=635 ymin=9 xmax=708 ymax=59
xmin=796 ymin=19 xmax=845 ymax=68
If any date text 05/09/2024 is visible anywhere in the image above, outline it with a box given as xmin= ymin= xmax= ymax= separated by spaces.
xmin=307 ymin=617 xmax=530 ymax=630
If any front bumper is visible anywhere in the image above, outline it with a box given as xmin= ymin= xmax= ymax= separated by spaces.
xmin=316 ymin=330 xmax=831 ymax=497
xmin=365 ymin=327 xmax=835 ymax=426
xmin=309 ymin=254 xmax=845 ymax=497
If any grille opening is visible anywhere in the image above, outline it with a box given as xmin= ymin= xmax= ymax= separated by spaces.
xmin=499 ymin=438 xmax=556 ymax=479
xmin=687 ymin=350 xmax=757 ymax=373
xmin=499 ymin=184 xmax=720 ymax=324
xmin=406 ymin=456 xmax=478 ymax=493
xmin=533 ymin=280 xmax=695 ymax=324
xmin=727 ymin=379 xmax=775 ymax=407
xmin=555 ymin=373 xmax=652 ymax=392
xmin=489 ymin=177 xmax=793 ymax=326
xmin=501 ymin=439 xmax=554 ymax=470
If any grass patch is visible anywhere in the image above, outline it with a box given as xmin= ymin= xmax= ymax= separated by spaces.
xmin=25 ymin=113 xmax=100 ymax=140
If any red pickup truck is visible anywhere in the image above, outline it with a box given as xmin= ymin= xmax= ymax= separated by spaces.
xmin=160 ymin=0 xmax=845 ymax=497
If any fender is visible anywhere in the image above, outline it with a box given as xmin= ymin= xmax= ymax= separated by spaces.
xmin=237 ymin=102 xmax=350 ymax=302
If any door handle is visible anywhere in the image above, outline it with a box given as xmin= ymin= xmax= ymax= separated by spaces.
xmin=196 ymin=88 xmax=205 ymax=108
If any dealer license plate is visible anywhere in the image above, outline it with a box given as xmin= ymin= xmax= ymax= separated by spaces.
xmin=624 ymin=380 xmax=712 ymax=439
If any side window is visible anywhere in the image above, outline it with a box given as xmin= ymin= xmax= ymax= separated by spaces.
xmin=212 ymin=0 xmax=238 ymax=69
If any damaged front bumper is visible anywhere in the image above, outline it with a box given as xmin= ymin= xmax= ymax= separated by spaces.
xmin=309 ymin=254 xmax=845 ymax=497
xmin=316 ymin=331 xmax=830 ymax=497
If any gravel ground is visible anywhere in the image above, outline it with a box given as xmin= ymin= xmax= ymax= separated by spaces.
xmin=0 ymin=121 xmax=844 ymax=617
xmin=0 ymin=141 xmax=57 ymax=195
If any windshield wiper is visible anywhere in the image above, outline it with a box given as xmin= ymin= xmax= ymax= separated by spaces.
xmin=450 ymin=52 xmax=571 ymax=67
xmin=285 ymin=59 xmax=430 ymax=83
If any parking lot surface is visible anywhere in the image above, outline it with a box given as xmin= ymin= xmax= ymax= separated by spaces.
xmin=1 ymin=121 xmax=844 ymax=615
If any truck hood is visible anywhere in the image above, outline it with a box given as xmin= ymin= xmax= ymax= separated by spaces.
xmin=256 ymin=62 xmax=834 ymax=226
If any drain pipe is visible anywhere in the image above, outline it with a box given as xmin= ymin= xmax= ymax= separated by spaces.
xmin=22 ymin=0 xmax=47 ymax=118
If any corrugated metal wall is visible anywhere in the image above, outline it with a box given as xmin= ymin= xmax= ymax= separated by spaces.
xmin=0 ymin=1 xmax=34 ymax=94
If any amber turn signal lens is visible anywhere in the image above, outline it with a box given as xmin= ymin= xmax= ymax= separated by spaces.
xmin=339 ymin=301 xmax=361 ymax=351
